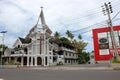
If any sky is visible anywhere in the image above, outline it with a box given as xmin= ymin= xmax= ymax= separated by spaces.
xmin=0 ymin=0 xmax=120 ymax=52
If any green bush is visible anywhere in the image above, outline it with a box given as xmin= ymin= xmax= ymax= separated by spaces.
xmin=112 ymin=57 xmax=120 ymax=63
xmin=8 ymin=60 xmax=21 ymax=65
xmin=14 ymin=62 xmax=21 ymax=65
xmin=57 ymin=61 xmax=63 ymax=65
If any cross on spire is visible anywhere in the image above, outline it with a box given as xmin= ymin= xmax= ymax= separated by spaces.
xmin=41 ymin=6 xmax=43 ymax=9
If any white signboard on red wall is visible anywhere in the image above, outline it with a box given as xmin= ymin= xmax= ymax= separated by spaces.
xmin=92 ymin=25 xmax=120 ymax=60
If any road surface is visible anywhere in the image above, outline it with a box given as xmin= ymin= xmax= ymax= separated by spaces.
xmin=0 ymin=68 xmax=120 ymax=80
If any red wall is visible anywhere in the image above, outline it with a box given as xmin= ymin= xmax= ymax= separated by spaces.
xmin=92 ymin=25 xmax=120 ymax=60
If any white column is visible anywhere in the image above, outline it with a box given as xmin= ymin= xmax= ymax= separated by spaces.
xmin=27 ymin=56 xmax=29 ymax=66
xmin=51 ymin=55 xmax=53 ymax=64
xmin=51 ymin=46 xmax=53 ymax=65
xmin=47 ymin=56 xmax=49 ymax=66
xmin=35 ymin=56 xmax=37 ymax=66
xmin=6 ymin=57 xmax=9 ymax=64
xmin=42 ymin=56 xmax=44 ymax=66
xmin=35 ymin=34 xmax=37 ymax=66
xmin=21 ymin=57 xmax=23 ymax=66
xmin=15 ymin=57 xmax=17 ymax=63
xmin=46 ymin=39 xmax=50 ymax=66
xmin=43 ymin=29 xmax=46 ymax=66
xmin=30 ymin=57 xmax=33 ymax=66
xmin=9 ymin=57 xmax=11 ymax=62
xmin=31 ymin=40 xmax=34 ymax=66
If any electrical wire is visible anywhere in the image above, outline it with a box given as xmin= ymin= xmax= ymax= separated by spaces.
xmin=53 ymin=0 xmax=120 ymax=36
xmin=72 ymin=18 xmax=120 ymax=35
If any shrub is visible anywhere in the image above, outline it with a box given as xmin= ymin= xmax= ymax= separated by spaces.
xmin=8 ymin=60 xmax=21 ymax=65
xmin=57 ymin=61 xmax=63 ymax=65
xmin=112 ymin=57 xmax=120 ymax=63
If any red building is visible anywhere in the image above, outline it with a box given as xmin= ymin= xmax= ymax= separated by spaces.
xmin=92 ymin=25 xmax=120 ymax=61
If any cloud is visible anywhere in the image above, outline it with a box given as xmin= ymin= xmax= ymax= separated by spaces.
xmin=4 ymin=34 xmax=16 ymax=47
xmin=0 ymin=1 xmax=28 ymax=33
xmin=0 ymin=0 xmax=119 ymax=51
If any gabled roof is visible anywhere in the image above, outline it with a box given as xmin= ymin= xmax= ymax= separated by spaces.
xmin=45 ymin=24 xmax=52 ymax=34
xmin=19 ymin=37 xmax=31 ymax=44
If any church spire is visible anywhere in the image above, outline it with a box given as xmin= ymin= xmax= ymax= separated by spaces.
xmin=40 ymin=6 xmax=46 ymax=29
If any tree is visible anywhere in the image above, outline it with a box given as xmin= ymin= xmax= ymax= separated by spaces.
xmin=75 ymin=34 xmax=88 ymax=52
xmin=78 ymin=51 xmax=90 ymax=64
xmin=76 ymin=40 xmax=88 ymax=51
xmin=78 ymin=34 xmax=82 ymax=40
xmin=54 ymin=31 xmax=60 ymax=40
xmin=76 ymin=34 xmax=88 ymax=64
xmin=0 ymin=44 xmax=7 ymax=64
xmin=66 ymin=30 xmax=71 ymax=38
xmin=60 ymin=37 xmax=71 ymax=44
xmin=72 ymin=39 xmax=77 ymax=47
xmin=66 ymin=30 xmax=74 ymax=42
xmin=69 ymin=33 xmax=74 ymax=41
xmin=0 ymin=44 xmax=8 ymax=54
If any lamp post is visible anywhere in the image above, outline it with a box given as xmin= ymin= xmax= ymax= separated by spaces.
xmin=0 ymin=31 xmax=7 ymax=67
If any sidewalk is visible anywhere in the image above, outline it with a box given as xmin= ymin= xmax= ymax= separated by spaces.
xmin=27 ymin=64 xmax=113 ymax=70
xmin=1 ymin=64 xmax=120 ymax=70
xmin=30 ymin=66 xmax=113 ymax=70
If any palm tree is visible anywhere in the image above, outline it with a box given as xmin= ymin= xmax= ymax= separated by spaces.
xmin=70 ymin=33 xmax=74 ymax=41
xmin=66 ymin=30 xmax=71 ymax=38
xmin=54 ymin=31 xmax=60 ymax=40
xmin=72 ymin=39 xmax=77 ymax=50
xmin=66 ymin=30 xmax=74 ymax=42
xmin=78 ymin=34 xmax=82 ymax=41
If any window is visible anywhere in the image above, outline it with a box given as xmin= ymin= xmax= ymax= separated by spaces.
xmin=69 ymin=53 xmax=71 ymax=56
xmin=73 ymin=54 xmax=74 ymax=57
xmin=65 ymin=52 xmax=67 ymax=56
xmin=50 ymin=56 xmax=51 ymax=59
xmin=49 ymin=46 xmax=52 ymax=51
xmin=65 ymin=59 xmax=67 ymax=63
xmin=68 ymin=60 xmax=70 ymax=63
xmin=18 ymin=45 xmax=20 ymax=48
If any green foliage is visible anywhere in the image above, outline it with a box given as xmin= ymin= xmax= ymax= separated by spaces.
xmin=54 ymin=30 xmax=88 ymax=56
xmin=66 ymin=30 xmax=74 ymax=41
xmin=112 ymin=57 xmax=120 ymax=63
xmin=78 ymin=51 xmax=90 ymax=64
xmin=113 ymin=67 xmax=120 ymax=70
xmin=60 ymin=37 xmax=71 ymax=44
xmin=54 ymin=31 xmax=60 ymax=40
xmin=7 ymin=60 xmax=21 ymax=65
xmin=0 ymin=44 xmax=8 ymax=54
xmin=57 ymin=61 xmax=63 ymax=65
xmin=78 ymin=34 xmax=82 ymax=40
xmin=1 ymin=59 xmax=5 ymax=65
xmin=76 ymin=41 xmax=88 ymax=51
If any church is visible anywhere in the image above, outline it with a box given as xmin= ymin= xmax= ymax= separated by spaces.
xmin=2 ymin=7 xmax=78 ymax=67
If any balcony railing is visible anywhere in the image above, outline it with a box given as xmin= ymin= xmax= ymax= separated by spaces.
xmin=58 ymin=47 xmax=76 ymax=53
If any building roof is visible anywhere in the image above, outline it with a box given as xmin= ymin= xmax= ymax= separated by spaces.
xmin=50 ymin=38 xmax=75 ymax=48
xmin=19 ymin=37 xmax=31 ymax=44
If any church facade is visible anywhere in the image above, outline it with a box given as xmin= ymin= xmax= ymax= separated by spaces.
xmin=2 ymin=8 xmax=78 ymax=67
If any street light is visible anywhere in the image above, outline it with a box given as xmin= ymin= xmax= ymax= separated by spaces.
xmin=0 ymin=31 xmax=7 ymax=67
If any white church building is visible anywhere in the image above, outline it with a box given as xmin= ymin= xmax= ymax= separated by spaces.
xmin=2 ymin=7 xmax=78 ymax=67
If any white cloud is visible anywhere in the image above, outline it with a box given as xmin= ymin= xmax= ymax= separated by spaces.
xmin=0 ymin=0 xmax=120 ymax=52
xmin=4 ymin=35 xmax=16 ymax=48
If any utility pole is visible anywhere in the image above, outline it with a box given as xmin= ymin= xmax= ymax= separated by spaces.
xmin=102 ymin=2 xmax=119 ymax=60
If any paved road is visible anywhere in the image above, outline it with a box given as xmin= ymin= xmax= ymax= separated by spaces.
xmin=0 ymin=68 xmax=120 ymax=80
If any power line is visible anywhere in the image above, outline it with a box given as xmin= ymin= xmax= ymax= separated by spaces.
xmin=53 ymin=0 xmax=120 ymax=36
xmin=70 ymin=18 xmax=120 ymax=35
xmin=53 ymin=3 xmax=120 ymax=32
xmin=112 ymin=10 xmax=120 ymax=20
